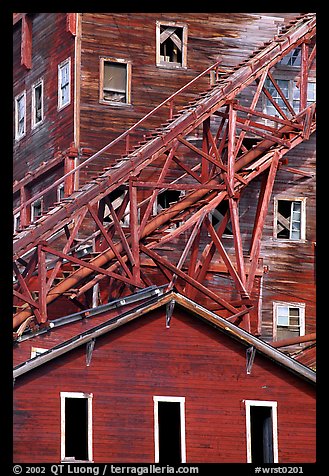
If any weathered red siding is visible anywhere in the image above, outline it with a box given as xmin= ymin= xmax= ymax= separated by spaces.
xmin=13 ymin=307 xmax=316 ymax=463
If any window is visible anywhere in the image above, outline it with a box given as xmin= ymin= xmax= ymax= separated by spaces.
xmin=156 ymin=21 xmax=187 ymax=68
xmin=15 ymin=91 xmax=26 ymax=140
xmin=210 ymin=200 xmax=233 ymax=237
xmin=58 ymin=58 xmax=71 ymax=109
xmin=274 ymin=198 xmax=306 ymax=241
xmin=153 ymin=396 xmax=186 ymax=463
xmin=154 ymin=190 xmax=184 ymax=229
xmin=263 ymin=78 xmax=316 ymax=117
xmin=31 ymin=198 xmax=43 ymax=222
xmin=32 ymin=79 xmax=44 ymax=128
xmin=57 ymin=183 xmax=65 ymax=202
xmin=100 ymin=57 xmax=131 ymax=104
xmin=279 ymin=47 xmax=301 ymax=67
xmin=13 ymin=212 xmax=20 ymax=233
xmin=60 ymin=392 xmax=93 ymax=462
xmin=273 ymin=302 xmax=305 ymax=341
xmin=245 ymin=400 xmax=278 ymax=463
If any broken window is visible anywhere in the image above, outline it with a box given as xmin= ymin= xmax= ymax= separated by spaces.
xmin=32 ymin=79 xmax=43 ymax=128
xmin=273 ymin=302 xmax=305 ymax=341
xmin=210 ymin=200 xmax=233 ymax=237
xmin=279 ymin=46 xmax=301 ymax=67
xmin=15 ymin=91 xmax=26 ymax=140
xmin=60 ymin=392 xmax=93 ymax=462
xmin=31 ymin=198 xmax=43 ymax=222
xmin=263 ymin=78 xmax=316 ymax=117
xmin=245 ymin=400 xmax=278 ymax=463
xmin=58 ymin=58 xmax=71 ymax=109
xmin=154 ymin=396 xmax=186 ymax=463
xmin=100 ymin=58 xmax=131 ymax=104
xmin=274 ymin=198 xmax=305 ymax=241
xmin=156 ymin=22 xmax=187 ymax=67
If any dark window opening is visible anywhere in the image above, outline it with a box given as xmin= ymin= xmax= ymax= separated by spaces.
xmin=159 ymin=25 xmax=183 ymax=65
xmin=158 ymin=402 xmax=181 ymax=464
xmin=211 ymin=200 xmax=232 ymax=236
xmin=65 ymin=397 xmax=88 ymax=461
xmin=33 ymin=84 xmax=43 ymax=124
xmin=250 ymin=406 xmax=274 ymax=463
xmin=157 ymin=190 xmax=181 ymax=210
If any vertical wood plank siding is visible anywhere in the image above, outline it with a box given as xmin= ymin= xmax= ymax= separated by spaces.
xmin=13 ymin=307 xmax=315 ymax=463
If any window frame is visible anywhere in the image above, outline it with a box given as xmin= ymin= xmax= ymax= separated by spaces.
xmin=153 ymin=396 xmax=186 ymax=463
xmin=245 ymin=400 xmax=278 ymax=463
xmin=99 ymin=57 xmax=132 ymax=106
xmin=31 ymin=197 xmax=43 ymax=223
xmin=13 ymin=212 xmax=20 ymax=233
xmin=31 ymin=78 xmax=44 ymax=129
xmin=273 ymin=301 xmax=305 ymax=342
xmin=156 ymin=21 xmax=188 ymax=69
xmin=60 ymin=391 xmax=93 ymax=463
xmin=273 ymin=197 xmax=306 ymax=242
xmin=58 ymin=57 xmax=71 ymax=110
xmin=15 ymin=90 xmax=27 ymax=140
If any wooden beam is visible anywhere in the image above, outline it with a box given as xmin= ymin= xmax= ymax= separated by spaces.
xmin=21 ymin=14 xmax=32 ymax=69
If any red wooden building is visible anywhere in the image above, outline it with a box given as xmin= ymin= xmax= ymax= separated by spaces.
xmin=13 ymin=289 xmax=316 ymax=463
xmin=12 ymin=12 xmax=316 ymax=463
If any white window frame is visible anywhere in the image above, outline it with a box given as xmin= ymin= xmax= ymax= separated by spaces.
xmin=15 ymin=90 xmax=26 ymax=140
xmin=273 ymin=301 xmax=305 ymax=341
xmin=99 ymin=57 xmax=132 ymax=105
xmin=58 ymin=57 xmax=71 ymax=110
xmin=31 ymin=78 xmax=44 ymax=129
xmin=60 ymin=391 xmax=93 ymax=462
xmin=153 ymin=396 xmax=186 ymax=463
xmin=14 ymin=212 xmax=20 ymax=233
xmin=245 ymin=400 xmax=278 ymax=463
xmin=57 ymin=183 xmax=65 ymax=202
xmin=156 ymin=21 xmax=188 ymax=68
xmin=274 ymin=197 xmax=306 ymax=242
xmin=31 ymin=197 xmax=43 ymax=222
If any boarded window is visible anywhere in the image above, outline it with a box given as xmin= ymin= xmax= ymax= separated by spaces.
xmin=15 ymin=91 xmax=26 ymax=139
xmin=58 ymin=58 xmax=71 ymax=109
xmin=100 ymin=58 xmax=131 ymax=104
xmin=32 ymin=79 xmax=43 ymax=127
xmin=275 ymin=198 xmax=305 ymax=241
xmin=274 ymin=302 xmax=305 ymax=341
xmin=156 ymin=22 xmax=187 ymax=68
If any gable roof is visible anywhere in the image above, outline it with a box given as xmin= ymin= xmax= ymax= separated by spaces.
xmin=13 ymin=291 xmax=316 ymax=384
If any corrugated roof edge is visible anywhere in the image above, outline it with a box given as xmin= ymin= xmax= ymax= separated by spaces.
xmin=13 ymin=291 xmax=316 ymax=384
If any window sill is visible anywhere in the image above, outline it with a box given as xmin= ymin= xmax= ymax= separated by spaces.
xmin=156 ymin=62 xmax=187 ymax=70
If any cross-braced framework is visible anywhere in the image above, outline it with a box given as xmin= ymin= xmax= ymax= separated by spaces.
xmin=13 ymin=13 xmax=316 ymax=340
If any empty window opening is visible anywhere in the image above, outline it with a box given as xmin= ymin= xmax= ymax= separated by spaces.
xmin=156 ymin=22 xmax=187 ymax=68
xmin=14 ymin=212 xmax=20 ymax=233
xmin=275 ymin=198 xmax=305 ymax=241
xmin=100 ymin=58 xmax=131 ymax=104
xmin=245 ymin=400 xmax=278 ymax=463
xmin=250 ymin=406 xmax=274 ymax=463
xmin=58 ymin=58 xmax=71 ymax=109
xmin=210 ymin=200 xmax=233 ymax=236
xmin=57 ymin=183 xmax=65 ymax=202
xmin=154 ymin=396 xmax=186 ymax=464
xmin=61 ymin=392 xmax=93 ymax=462
xmin=157 ymin=190 xmax=182 ymax=211
xmin=273 ymin=302 xmax=305 ymax=341
xmin=32 ymin=80 xmax=43 ymax=128
xmin=15 ymin=91 xmax=26 ymax=140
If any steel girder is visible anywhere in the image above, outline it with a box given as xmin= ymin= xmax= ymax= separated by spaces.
xmin=13 ymin=13 xmax=316 ymax=338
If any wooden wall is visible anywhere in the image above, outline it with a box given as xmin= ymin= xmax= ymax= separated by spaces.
xmin=13 ymin=306 xmax=316 ymax=463
xmin=13 ymin=13 xmax=75 ymax=183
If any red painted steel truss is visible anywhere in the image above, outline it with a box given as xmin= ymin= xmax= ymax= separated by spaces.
xmin=13 ymin=14 xmax=316 ymax=339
